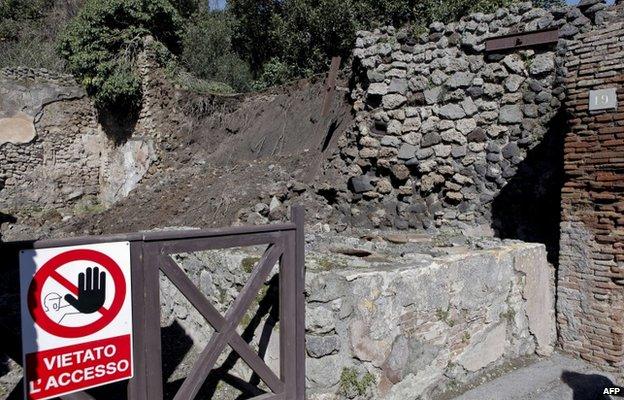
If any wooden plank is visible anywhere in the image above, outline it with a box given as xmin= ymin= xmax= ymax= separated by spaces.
xmin=229 ymin=334 xmax=285 ymax=393
xmin=291 ymin=206 xmax=306 ymax=400
xmin=223 ymin=244 xmax=282 ymax=325
xmin=142 ymin=223 xmax=295 ymax=242
xmin=172 ymin=244 xmax=283 ymax=400
xmin=250 ymin=393 xmax=285 ymax=400
xmin=485 ymin=28 xmax=559 ymax=52
xmin=157 ymin=232 xmax=284 ymax=255
xmin=321 ymin=56 xmax=341 ymax=117
xmin=279 ymin=233 xmax=297 ymax=399
xmin=219 ymin=372 xmax=266 ymax=397
xmin=160 ymin=256 xmax=226 ymax=331
xmin=9 ymin=223 xmax=296 ymax=250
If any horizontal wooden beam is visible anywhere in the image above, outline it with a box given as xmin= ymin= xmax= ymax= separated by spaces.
xmin=4 ymin=223 xmax=296 ymax=251
xmin=485 ymin=28 xmax=559 ymax=52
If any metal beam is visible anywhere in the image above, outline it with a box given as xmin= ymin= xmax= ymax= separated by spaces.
xmin=485 ymin=28 xmax=559 ymax=52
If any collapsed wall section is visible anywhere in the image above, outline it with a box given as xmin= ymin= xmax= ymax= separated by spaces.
xmin=558 ymin=12 xmax=624 ymax=372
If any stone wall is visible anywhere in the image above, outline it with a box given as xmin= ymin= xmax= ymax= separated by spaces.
xmin=558 ymin=8 xmax=624 ymax=373
xmin=317 ymin=1 xmax=612 ymax=246
xmin=156 ymin=232 xmax=555 ymax=400
xmin=0 ymin=69 xmax=100 ymax=210
xmin=0 ymin=43 xmax=175 ymax=239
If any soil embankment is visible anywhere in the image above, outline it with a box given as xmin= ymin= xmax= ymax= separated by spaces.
xmin=61 ymin=76 xmax=354 ymax=236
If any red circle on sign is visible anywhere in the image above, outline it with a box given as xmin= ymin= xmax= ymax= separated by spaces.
xmin=28 ymin=249 xmax=126 ymax=338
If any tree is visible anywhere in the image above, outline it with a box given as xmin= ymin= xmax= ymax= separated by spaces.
xmin=228 ymin=0 xmax=358 ymax=84
xmin=228 ymin=0 xmax=283 ymax=75
xmin=227 ymin=0 xmax=521 ymax=89
xmin=0 ymin=0 xmax=52 ymax=42
xmin=181 ymin=10 xmax=251 ymax=92
xmin=0 ymin=0 xmax=82 ymax=70
xmin=58 ymin=0 xmax=183 ymax=111
xmin=274 ymin=0 xmax=357 ymax=75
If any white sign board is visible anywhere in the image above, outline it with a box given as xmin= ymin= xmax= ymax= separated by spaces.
xmin=589 ymin=88 xmax=618 ymax=111
xmin=19 ymin=242 xmax=133 ymax=400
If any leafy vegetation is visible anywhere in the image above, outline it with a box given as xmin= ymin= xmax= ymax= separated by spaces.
xmin=533 ymin=0 xmax=565 ymax=8
xmin=339 ymin=367 xmax=375 ymax=397
xmin=180 ymin=10 xmax=251 ymax=92
xmin=0 ymin=0 xmax=82 ymax=70
xmin=57 ymin=0 xmax=183 ymax=110
xmin=1 ymin=0 xmax=567 ymax=107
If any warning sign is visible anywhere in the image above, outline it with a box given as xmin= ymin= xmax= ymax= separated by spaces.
xmin=20 ymin=242 xmax=133 ymax=400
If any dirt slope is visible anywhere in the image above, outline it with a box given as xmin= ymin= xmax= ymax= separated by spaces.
xmin=57 ymin=76 xmax=354 ymax=237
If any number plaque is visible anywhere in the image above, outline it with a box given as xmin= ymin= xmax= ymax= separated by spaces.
xmin=589 ymin=88 xmax=618 ymax=111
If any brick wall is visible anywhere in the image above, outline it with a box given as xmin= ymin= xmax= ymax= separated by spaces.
xmin=558 ymin=13 xmax=624 ymax=372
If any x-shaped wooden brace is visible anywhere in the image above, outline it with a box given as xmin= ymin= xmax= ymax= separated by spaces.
xmin=159 ymin=243 xmax=284 ymax=400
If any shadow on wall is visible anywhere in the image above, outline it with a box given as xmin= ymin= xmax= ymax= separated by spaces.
xmin=0 ymin=212 xmax=16 ymax=229
xmin=161 ymin=319 xmax=194 ymax=398
xmin=98 ymin=106 xmax=140 ymax=145
xmin=163 ymin=275 xmax=280 ymax=400
xmin=0 ymin=240 xmax=37 ymax=400
xmin=491 ymin=109 xmax=567 ymax=265
xmin=561 ymin=371 xmax=624 ymax=400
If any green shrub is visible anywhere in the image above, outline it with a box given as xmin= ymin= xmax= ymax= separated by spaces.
xmin=531 ymin=0 xmax=564 ymax=8
xmin=181 ymin=11 xmax=251 ymax=92
xmin=252 ymin=58 xmax=293 ymax=90
xmin=339 ymin=367 xmax=375 ymax=398
xmin=0 ymin=38 xmax=65 ymax=70
xmin=0 ymin=0 xmax=51 ymax=42
xmin=58 ymin=0 xmax=184 ymax=110
xmin=185 ymin=78 xmax=236 ymax=95
xmin=228 ymin=0 xmax=522 ymax=87
xmin=0 ymin=0 xmax=81 ymax=70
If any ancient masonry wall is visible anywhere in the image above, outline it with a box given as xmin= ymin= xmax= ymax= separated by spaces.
xmin=0 ymin=45 xmax=176 ymax=230
xmin=558 ymin=13 xmax=624 ymax=372
xmin=319 ymin=1 xmax=609 ymax=237
xmin=0 ymin=69 xmax=99 ymax=207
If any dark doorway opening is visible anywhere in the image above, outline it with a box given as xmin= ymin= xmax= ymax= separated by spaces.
xmin=491 ymin=108 xmax=567 ymax=265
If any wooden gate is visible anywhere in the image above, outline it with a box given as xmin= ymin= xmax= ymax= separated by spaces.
xmin=4 ymin=207 xmax=306 ymax=400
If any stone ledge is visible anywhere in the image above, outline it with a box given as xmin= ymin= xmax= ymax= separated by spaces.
xmin=149 ymin=231 xmax=556 ymax=400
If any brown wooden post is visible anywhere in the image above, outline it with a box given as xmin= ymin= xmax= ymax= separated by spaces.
xmin=142 ymin=242 xmax=164 ymax=400
xmin=291 ymin=206 xmax=306 ymax=400
xmin=279 ymin=232 xmax=297 ymax=399
xmin=127 ymin=241 xmax=148 ymax=400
